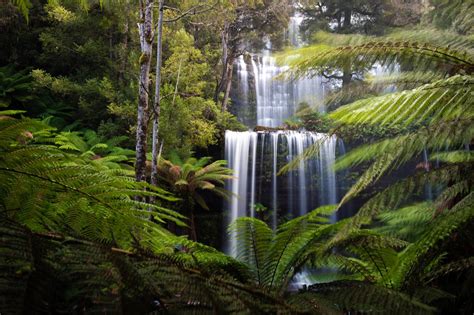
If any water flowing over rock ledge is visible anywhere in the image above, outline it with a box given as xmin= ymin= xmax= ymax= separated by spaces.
xmin=224 ymin=130 xmax=346 ymax=257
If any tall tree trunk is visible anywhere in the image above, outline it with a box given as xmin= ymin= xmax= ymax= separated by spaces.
xmin=343 ymin=8 xmax=352 ymax=30
xmin=135 ymin=0 xmax=154 ymax=182
xmin=150 ymin=0 xmax=164 ymax=188
xmin=342 ymin=63 xmax=352 ymax=87
xmin=221 ymin=56 xmax=234 ymax=112
xmin=214 ymin=23 xmax=229 ymax=106
xmin=118 ymin=0 xmax=130 ymax=84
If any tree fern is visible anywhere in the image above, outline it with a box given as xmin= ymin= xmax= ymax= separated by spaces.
xmin=297 ymin=280 xmax=436 ymax=314
xmin=230 ymin=205 xmax=343 ymax=291
xmin=279 ymin=24 xmax=473 ymax=313
xmin=0 ymin=217 xmax=301 ymax=313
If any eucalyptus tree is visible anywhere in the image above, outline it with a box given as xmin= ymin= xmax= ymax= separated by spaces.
xmin=150 ymin=1 xmax=217 ymax=189
xmin=135 ymin=0 xmax=155 ymax=182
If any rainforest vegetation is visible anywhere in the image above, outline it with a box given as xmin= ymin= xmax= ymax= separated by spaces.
xmin=0 ymin=0 xmax=473 ymax=313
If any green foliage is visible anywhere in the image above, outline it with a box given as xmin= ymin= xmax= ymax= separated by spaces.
xmin=0 ymin=111 xmax=297 ymax=314
xmin=331 ymin=75 xmax=473 ymax=127
xmin=51 ymin=129 xmax=134 ymax=169
xmin=374 ymin=203 xmax=435 ymax=242
xmin=281 ymin=40 xmax=472 ymax=81
xmin=298 ymin=280 xmax=436 ymax=314
xmin=0 ymin=217 xmax=297 ymax=313
xmin=0 ymin=114 xmax=184 ymax=249
xmin=0 ymin=65 xmax=34 ymax=107
xmin=157 ymin=154 xmax=233 ymax=240
xmin=230 ymin=205 xmax=340 ymax=291
xmin=230 ymin=207 xmax=439 ymax=313
xmin=158 ymin=154 xmax=233 ymax=210
xmin=284 ymin=104 xmax=334 ymax=132
xmin=281 ymin=12 xmax=474 ymax=313
xmin=426 ymin=0 xmax=474 ymax=34
xmin=10 ymin=0 xmax=32 ymax=21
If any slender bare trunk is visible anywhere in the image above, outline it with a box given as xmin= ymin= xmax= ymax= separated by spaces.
xmin=118 ymin=0 xmax=130 ymax=84
xmin=342 ymin=63 xmax=352 ymax=87
xmin=135 ymin=0 xmax=154 ymax=182
xmin=343 ymin=8 xmax=352 ymax=30
xmin=222 ymin=56 xmax=234 ymax=112
xmin=214 ymin=24 xmax=229 ymax=105
xmin=150 ymin=0 xmax=164 ymax=188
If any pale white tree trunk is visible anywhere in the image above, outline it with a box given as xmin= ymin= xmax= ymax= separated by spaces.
xmin=150 ymin=0 xmax=164 ymax=187
xmin=135 ymin=0 xmax=154 ymax=182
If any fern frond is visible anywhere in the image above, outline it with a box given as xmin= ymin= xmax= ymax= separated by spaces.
xmin=11 ymin=0 xmax=32 ymax=21
xmin=281 ymin=41 xmax=473 ymax=80
xmin=303 ymin=280 xmax=436 ymax=314
xmin=394 ymin=192 xmax=474 ymax=289
xmin=374 ymin=203 xmax=435 ymax=241
xmin=423 ymin=257 xmax=474 ymax=283
xmin=335 ymin=121 xmax=472 ymax=204
xmin=330 ymin=75 xmax=473 ymax=127
xmin=229 ymin=217 xmax=272 ymax=284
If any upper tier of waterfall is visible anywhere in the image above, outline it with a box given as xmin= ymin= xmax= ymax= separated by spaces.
xmin=232 ymin=11 xmax=328 ymax=128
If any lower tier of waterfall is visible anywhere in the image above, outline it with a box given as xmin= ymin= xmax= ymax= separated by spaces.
xmin=224 ymin=130 xmax=345 ymax=257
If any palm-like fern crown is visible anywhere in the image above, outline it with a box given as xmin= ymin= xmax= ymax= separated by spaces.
xmin=50 ymin=129 xmax=134 ymax=170
xmin=157 ymin=152 xmax=233 ymax=210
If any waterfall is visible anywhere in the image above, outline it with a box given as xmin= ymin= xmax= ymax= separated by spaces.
xmin=224 ymin=131 xmax=340 ymax=256
xmin=237 ymin=55 xmax=249 ymax=102
xmin=251 ymin=55 xmax=292 ymax=128
xmin=287 ymin=12 xmax=304 ymax=47
xmin=271 ymin=132 xmax=279 ymax=229
xmin=249 ymin=54 xmax=328 ymax=127
xmin=225 ymin=131 xmax=255 ymax=257
xmin=225 ymin=11 xmax=343 ymax=269
xmin=232 ymin=11 xmax=329 ymax=128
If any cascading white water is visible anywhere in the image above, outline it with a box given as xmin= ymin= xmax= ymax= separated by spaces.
xmin=237 ymin=55 xmax=249 ymax=103
xmin=287 ymin=12 xmax=304 ymax=47
xmin=225 ymin=131 xmax=256 ymax=257
xmin=238 ymin=10 xmax=329 ymax=128
xmin=250 ymin=54 xmax=328 ymax=128
xmin=224 ymin=131 xmax=340 ymax=256
xmin=251 ymin=55 xmax=292 ymax=128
